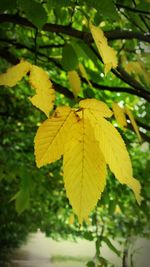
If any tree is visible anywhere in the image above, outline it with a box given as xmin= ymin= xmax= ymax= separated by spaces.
xmin=0 ymin=0 xmax=150 ymax=266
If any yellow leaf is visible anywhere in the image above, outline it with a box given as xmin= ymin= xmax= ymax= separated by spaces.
xmin=112 ymin=103 xmax=127 ymax=130
xmin=89 ymin=22 xmax=117 ymax=75
xmin=125 ymin=61 xmax=150 ymax=87
xmin=0 ymin=60 xmax=31 ymax=87
xmin=34 ymin=106 xmax=78 ymax=167
xmin=29 ymin=65 xmax=55 ymax=117
xmin=68 ymin=70 xmax=81 ymax=98
xmin=63 ymin=116 xmax=107 ymax=223
xmin=82 ymin=108 xmax=141 ymax=204
xmin=78 ymin=63 xmax=92 ymax=87
xmin=125 ymin=107 xmax=142 ymax=141
xmin=79 ymin=98 xmax=112 ymax=118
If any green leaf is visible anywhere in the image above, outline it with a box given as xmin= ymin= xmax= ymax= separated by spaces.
xmin=78 ymin=0 xmax=119 ymax=20
xmin=109 ymin=199 xmax=116 ymax=214
xmin=93 ymin=0 xmax=119 ymax=20
xmin=12 ymin=189 xmax=30 ymax=214
xmin=18 ymin=0 xmax=47 ymax=28
xmin=84 ymin=232 xmax=94 ymax=241
xmin=61 ymin=43 xmax=79 ymax=71
xmin=86 ymin=261 xmax=95 ymax=267
xmin=137 ymin=2 xmax=150 ymax=11
xmin=47 ymin=0 xmax=73 ymax=9
xmin=0 ymin=0 xmax=16 ymax=12
xmin=102 ymin=237 xmax=120 ymax=256
xmin=54 ymin=7 xmax=68 ymax=24
xmin=72 ymin=40 xmax=100 ymax=69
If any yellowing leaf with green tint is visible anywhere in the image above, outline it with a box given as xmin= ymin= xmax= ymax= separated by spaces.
xmin=78 ymin=63 xmax=92 ymax=87
xmin=68 ymin=70 xmax=81 ymax=98
xmin=79 ymin=98 xmax=112 ymax=118
xmin=125 ymin=107 xmax=142 ymax=141
xmin=29 ymin=65 xmax=55 ymax=117
xmin=89 ymin=22 xmax=118 ymax=75
xmin=126 ymin=61 xmax=150 ymax=87
xmin=0 ymin=60 xmax=31 ymax=87
xmin=35 ymin=106 xmax=78 ymax=167
xmin=112 ymin=103 xmax=127 ymax=130
xmin=81 ymin=102 xmax=141 ymax=205
xmin=63 ymin=117 xmax=107 ymax=223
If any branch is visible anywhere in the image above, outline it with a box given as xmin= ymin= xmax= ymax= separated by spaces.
xmin=0 ymin=47 xmax=74 ymax=99
xmin=88 ymin=79 xmax=150 ymax=101
xmin=117 ymin=65 xmax=150 ymax=94
xmin=0 ymin=48 xmax=19 ymax=65
xmin=89 ymin=46 xmax=150 ymax=101
xmin=116 ymin=3 xmax=150 ymax=15
xmin=113 ymin=66 xmax=150 ymax=101
xmin=0 ymin=38 xmax=61 ymax=66
xmin=0 ymin=41 xmax=150 ymax=101
xmin=0 ymin=14 xmax=150 ymax=43
xmin=0 ymin=49 xmax=149 ymax=143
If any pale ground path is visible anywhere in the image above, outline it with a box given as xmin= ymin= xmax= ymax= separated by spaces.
xmin=10 ymin=231 xmax=150 ymax=267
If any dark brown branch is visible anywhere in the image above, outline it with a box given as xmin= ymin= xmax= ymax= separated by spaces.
xmin=88 ymin=79 xmax=150 ymax=101
xmin=0 ymin=14 xmax=150 ymax=43
xmin=105 ymin=30 xmax=150 ymax=42
xmin=0 ymin=48 xmax=19 ymax=65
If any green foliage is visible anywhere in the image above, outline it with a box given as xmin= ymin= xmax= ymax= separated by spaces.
xmin=62 ymin=43 xmax=78 ymax=71
xmin=0 ymin=0 xmax=17 ymax=12
xmin=87 ymin=260 xmax=96 ymax=267
xmin=79 ymin=0 xmax=119 ymax=21
xmin=47 ymin=0 xmax=73 ymax=9
xmin=0 ymin=0 xmax=150 ymax=266
xmin=102 ymin=237 xmax=120 ymax=257
xmin=18 ymin=0 xmax=48 ymax=28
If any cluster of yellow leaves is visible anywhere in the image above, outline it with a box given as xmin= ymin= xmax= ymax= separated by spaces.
xmin=0 ymin=62 xmax=142 ymax=223
xmin=35 ymin=99 xmax=141 ymax=223
xmin=112 ymin=103 xmax=141 ymax=141
xmin=0 ymin=60 xmax=55 ymax=117
xmin=90 ymin=22 xmax=118 ymax=75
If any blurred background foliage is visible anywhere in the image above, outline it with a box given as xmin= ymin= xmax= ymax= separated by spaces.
xmin=0 ymin=0 xmax=150 ymax=266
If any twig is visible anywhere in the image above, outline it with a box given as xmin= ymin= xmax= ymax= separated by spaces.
xmin=116 ymin=3 xmax=150 ymax=15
